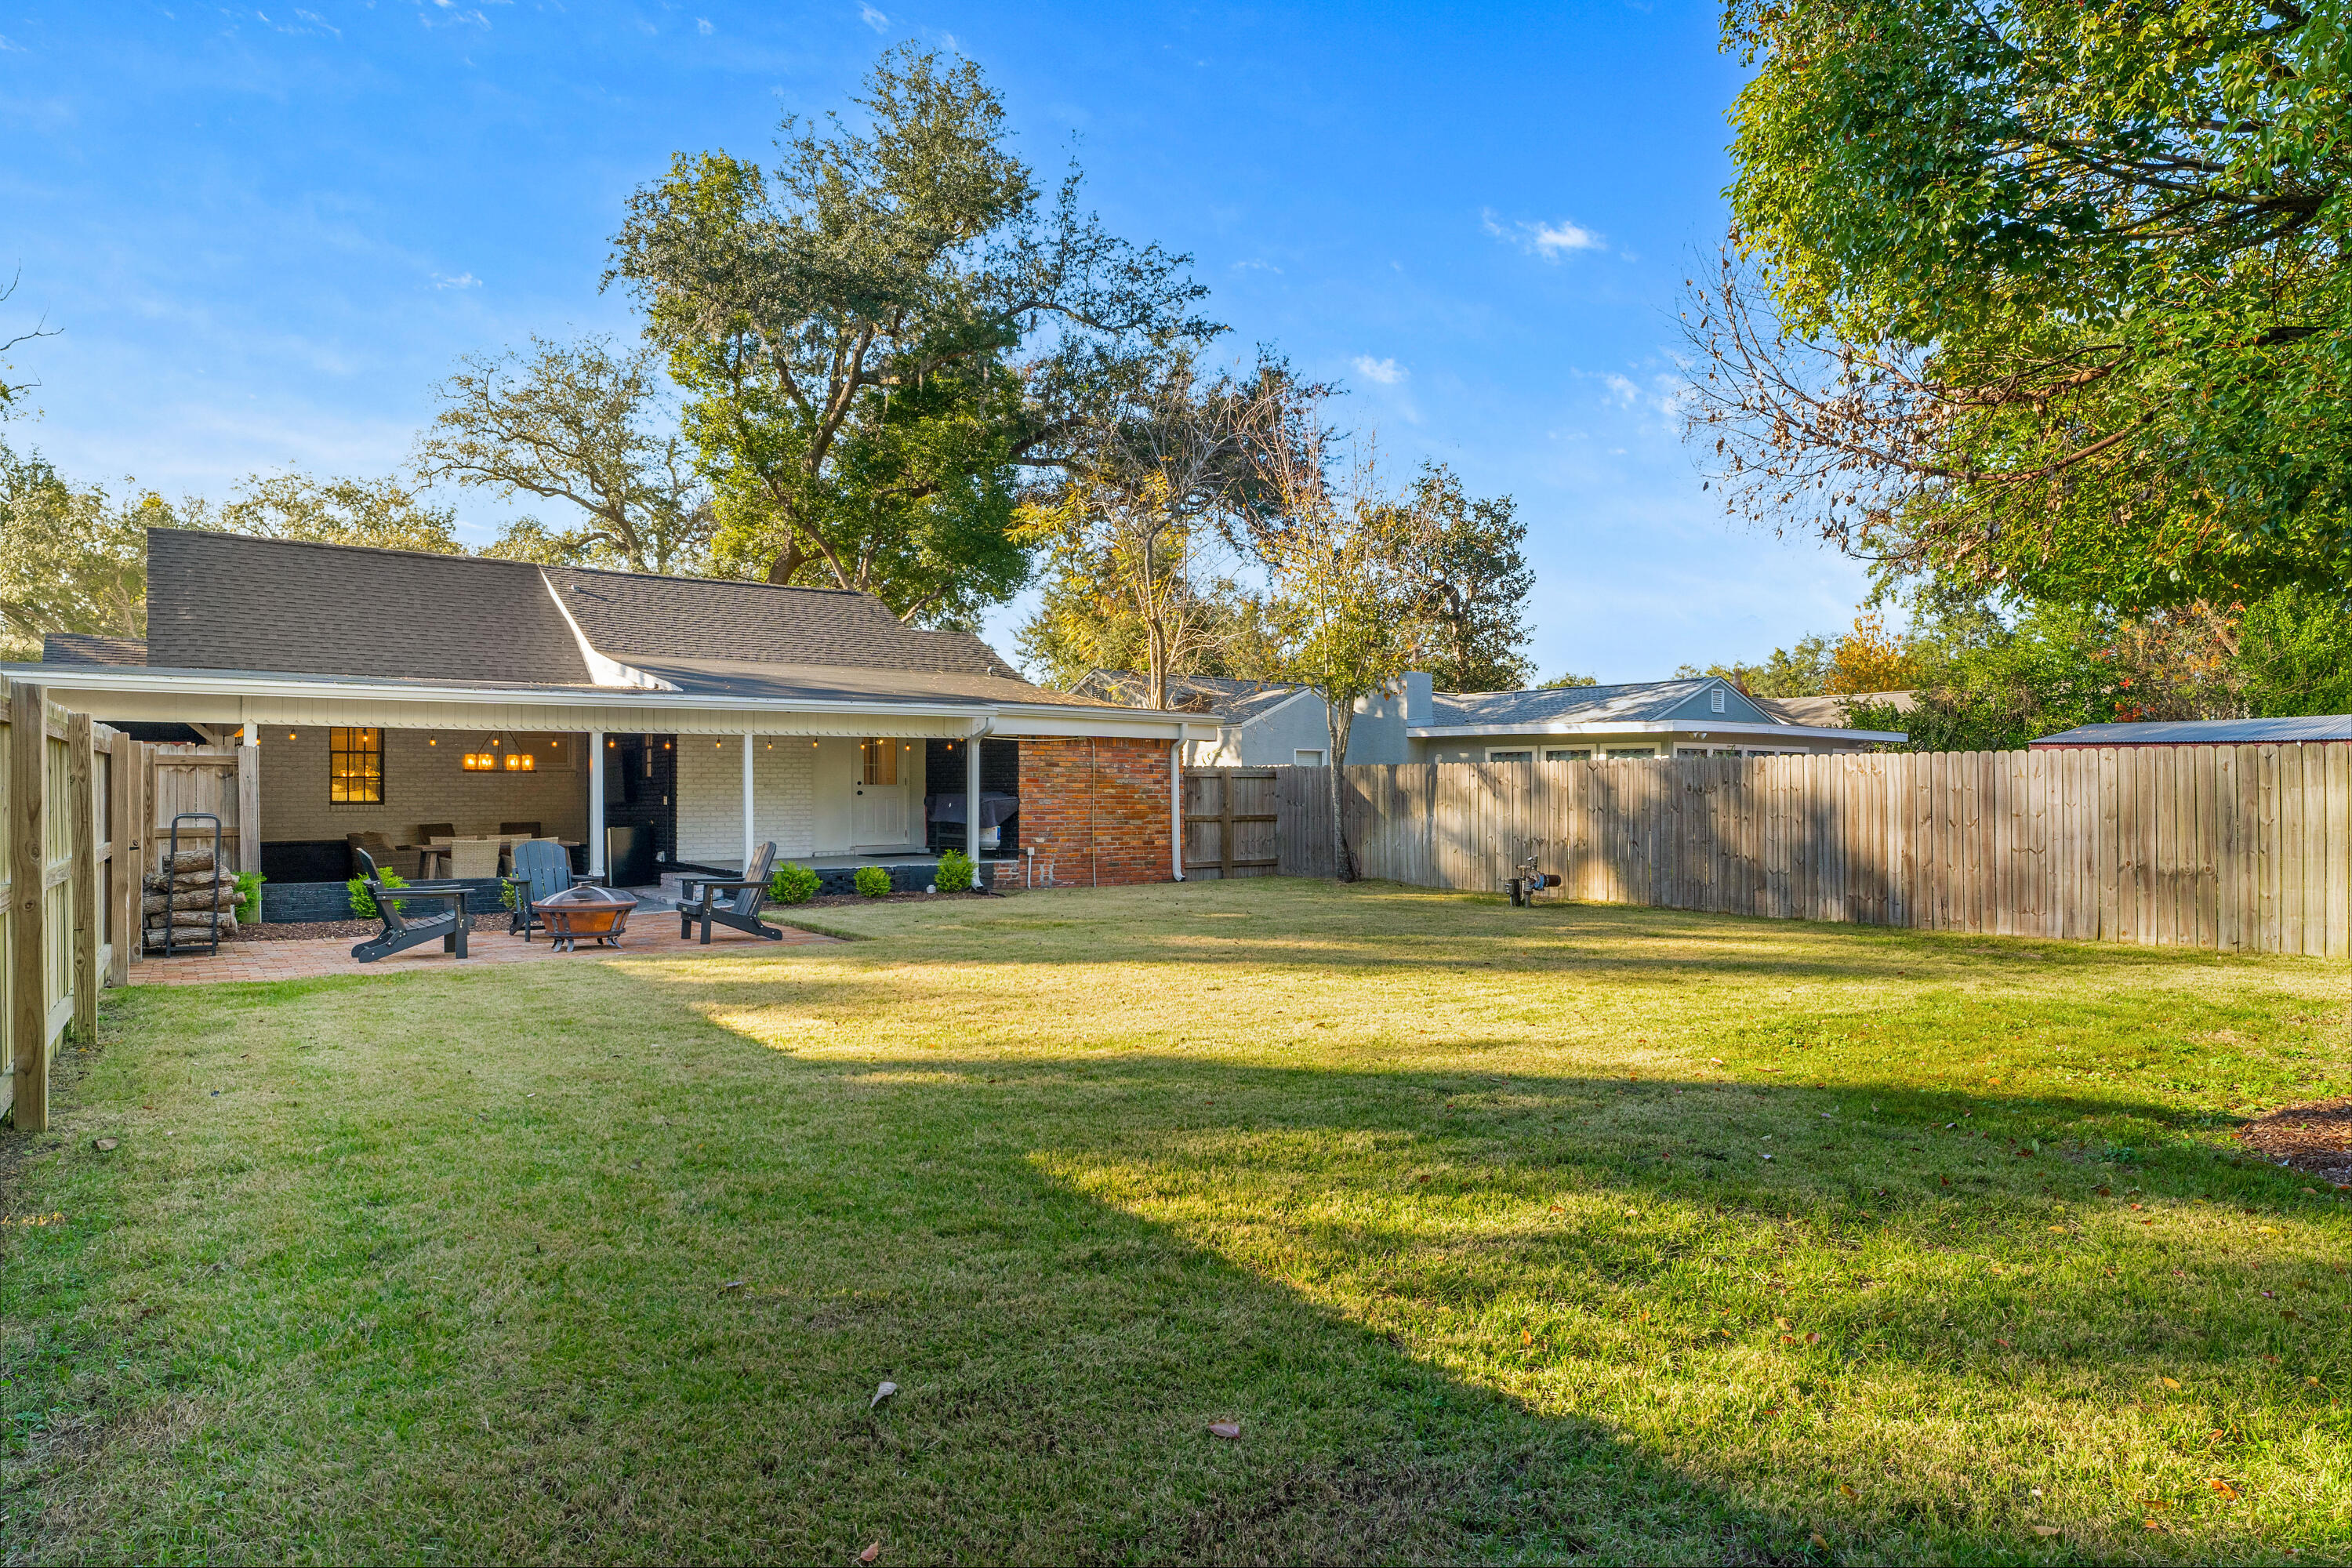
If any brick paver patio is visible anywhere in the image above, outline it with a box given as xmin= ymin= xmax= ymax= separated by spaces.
xmin=130 ymin=916 xmax=840 ymax=985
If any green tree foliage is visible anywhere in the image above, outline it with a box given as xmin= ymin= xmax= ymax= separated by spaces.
xmin=0 ymin=440 xmax=165 ymax=658
xmin=213 ymin=470 xmax=465 ymax=554
xmin=416 ymin=335 xmax=714 ymax=575
xmin=2230 ymin=587 xmax=2352 ymax=717
xmin=1011 ymin=354 xmax=1277 ymax=706
xmin=1693 ymin=0 xmax=2352 ymax=610
xmin=608 ymin=45 xmax=1218 ymax=626
xmin=1538 ymin=671 xmax=1600 ymax=689
xmin=1401 ymin=463 xmax=1534 ymax=691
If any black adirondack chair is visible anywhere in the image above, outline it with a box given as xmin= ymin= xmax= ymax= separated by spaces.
xmin=350 ymin=848 xmax=471 ymax=964
xmin=678 ymin=841 xmax=784 ymax=945
xmin=503 ymin=838 xmax=594 ymax=940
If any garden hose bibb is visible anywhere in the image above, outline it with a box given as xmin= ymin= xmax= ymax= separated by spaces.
xmin=1506 ymin=853 xmax=1560 ymax=908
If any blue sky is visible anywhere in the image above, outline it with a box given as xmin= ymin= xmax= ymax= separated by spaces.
xmin=0 ymin=0 xmax=1871 ymax=682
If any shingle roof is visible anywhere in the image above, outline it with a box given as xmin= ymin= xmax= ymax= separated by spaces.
xmin=546 ymin=566 xmax=1018 ymax=678
xmin=1428 ymin=678 xmax=1756 ymax=729
xmin=2031 ymin=716 xmax=2352 ymax=746
xmin=129 ymin=529 xmax=1091 ymax=708
xmin=42 ymin=633 xmax=149 ymax=666
xmin=1757 ymin=691 xmax=1918 ymax=728
xmin=146 ymin=530 xmax=590 ymax=684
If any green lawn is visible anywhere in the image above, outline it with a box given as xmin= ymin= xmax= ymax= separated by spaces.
xmin=2 ymin=879 xmax=2346 ymax=1564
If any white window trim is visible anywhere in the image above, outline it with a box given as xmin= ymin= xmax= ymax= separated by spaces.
xmin=1294 ymin=748 xmax=1327 ymax=767
xmin=1710 ymin=686 xmax=1727 ymax=713
xmin=1485 ymin=747 xmax=1537 ymax=763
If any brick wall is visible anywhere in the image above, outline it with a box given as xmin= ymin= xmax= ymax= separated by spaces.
xmin=1011 ymin=738 xmax=1175 ymax=887
xmin=675 ymin=735 xmax=816 ymax=865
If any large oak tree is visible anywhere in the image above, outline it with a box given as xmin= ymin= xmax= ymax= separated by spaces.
xmin=608 ymin=46 xmax=1218 ymax=626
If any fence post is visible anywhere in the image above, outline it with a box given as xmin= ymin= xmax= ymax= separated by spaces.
xmin=68 ymin=713 xmax=96 ymax=1043
xmin=9 ymin=681 xmax=49 ymax=1131
xmin=107 ymin=731 xmax=136 ymax=985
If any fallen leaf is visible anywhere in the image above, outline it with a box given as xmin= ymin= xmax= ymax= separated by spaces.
xmin=858 ymin=1544 xmax=881 ymax=1564
xmin=1839 ymin=1483 xmax=1857 ymax=1498
xmin=1521 ymin=1330 xmax=1533 ymax=1346
xmin=1994 ymin=1338 xmax=2013 ymax=1348
xmin=870 ymin=1381 xmax=897 ymax=1409
xmin=2033 ymin=1525 xmax=2060 ymax=1537
xmin=1777 ymin=1317 xmax=1791 ymax=1330
xmin=2162 ymin=1377 xmax=2181 ymax=1389
xmin=1806 ymin=1331 xmax=1820 ymax=1344
xmin=2211 ymin=1479 xmax=2239 ymax=1501
xmin=1208 ymin=1421 xmax=1241 ymax=1439
xmin=93 ymin=1138 xmax=118 ymax=1152
xmin=1810 ymin=1532 xmax=1830 ymax=1550
xmin=720 ymin=1279 xmax=746 ymax=1293
xmin=2048 ymin=1225 xmax=2067 ymax=1233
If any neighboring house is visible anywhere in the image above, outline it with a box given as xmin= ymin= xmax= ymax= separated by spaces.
xmin=1080 ymin=668 xmax=1906 ymax=765
xmin=1072 ymin=671 xmax=1340 ymax=768
xmin=13 ymin=531 xmax=1214 ymax=910
xmin=1756 ymin=691 xmax=1918 ymax=728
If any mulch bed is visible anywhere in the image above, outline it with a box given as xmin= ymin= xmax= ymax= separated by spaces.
xmin=2238 ymin=1096 xmax=2352 ymax=1186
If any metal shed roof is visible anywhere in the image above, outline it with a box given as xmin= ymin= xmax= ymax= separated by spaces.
xmin=2031 ymin=716 xmax=2352 ymax=747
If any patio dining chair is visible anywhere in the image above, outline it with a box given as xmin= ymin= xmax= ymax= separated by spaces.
xmin=503 ymin=837 xmax=594 ymax=940
xmin=499 ymin=820 xmax=542 ymax=838
xmin=677 ymin=841 xmax=785 ymax=945
xmin=446 ymin=837 xmax=502 ymax=880
xmin=349 ymin=848 xmax=470 ymax=964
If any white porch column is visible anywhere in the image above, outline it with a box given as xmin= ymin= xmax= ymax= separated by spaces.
xmin=965 ymin=726 xmax=982 ymax=859
xmin=587 ymin=729 xmax=606 ymax=878
xmin=742 ymin=729 xmax=757 ymax=873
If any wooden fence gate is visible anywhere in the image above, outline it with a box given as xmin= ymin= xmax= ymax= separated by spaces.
xmin=1181 ymin=768 xmax=1279 ymax=880
xmin=5 ymin=680 xmax=150 ymax=1131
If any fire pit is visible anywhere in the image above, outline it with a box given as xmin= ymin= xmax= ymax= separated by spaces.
xmin=532 ymin=884 xmax=639 ymax=951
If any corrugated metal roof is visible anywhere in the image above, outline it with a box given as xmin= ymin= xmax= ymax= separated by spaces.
xmin=2031 ymin=717 xmax=2352 ymax=746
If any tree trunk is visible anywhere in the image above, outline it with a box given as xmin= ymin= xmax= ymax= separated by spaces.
xmin=1323 ymin=699 xmax=1357 ymax=882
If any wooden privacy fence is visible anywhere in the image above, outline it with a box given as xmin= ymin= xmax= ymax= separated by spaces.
xmin=3 ymin=680 xmax=148 ymax=1132
xmin=1276 ymin=746 xmax=2352 ymax=957
xmin=1181 ymin=768 xmax=1279 ymax=880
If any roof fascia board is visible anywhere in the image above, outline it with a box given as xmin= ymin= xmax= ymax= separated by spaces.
xmin=1237 ymin=687 xmax=1320 ymax=728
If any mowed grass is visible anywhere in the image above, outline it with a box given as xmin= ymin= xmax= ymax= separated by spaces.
xmin=2 ymin=879 xmax=2347 ymax=1564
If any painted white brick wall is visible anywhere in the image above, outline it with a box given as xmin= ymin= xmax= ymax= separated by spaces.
xmin=674 ymin=737 xmax=816 ymax=866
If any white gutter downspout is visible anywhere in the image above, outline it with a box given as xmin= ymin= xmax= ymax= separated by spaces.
xmin=1170 ymin=739 xmax=1184 ymax=881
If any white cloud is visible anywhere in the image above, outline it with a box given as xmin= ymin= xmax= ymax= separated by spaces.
xmin=859 ymin=3 xmax=888 ymax=31
xmin=431 ymin=271 xmax=481 ymax=290
xmin=1482 ymin=209 xmax=1606 ymax=261
xmin=697 ymin=16 xmax=714 ymax=33
xmin=0 ymin=34 xmax=22 ymax=50
xmin=1230 ymin=258 xmax=1281 ymax=274
xmin=1352 ymin=355 xmax=1407 ymax=387
xmin=1603 ymin=373 xmax=1639 ymax=407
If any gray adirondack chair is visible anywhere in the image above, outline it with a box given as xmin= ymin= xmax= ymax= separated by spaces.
xmin=678 ymin=841 xmax=784 ymax=945
xmin=350 ymin=848 xmax=471 ymax=964
xmin=503 ymin=838 xmax=593 ymax=940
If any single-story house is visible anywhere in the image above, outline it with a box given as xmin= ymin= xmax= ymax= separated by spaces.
xmin=2030 ymin=716 xmax=2352 ymax=748
xmin=12 ymin=530 xmax=1214 ymax=916
xmin=1080 ymin=669 xmax=1905 ymax=765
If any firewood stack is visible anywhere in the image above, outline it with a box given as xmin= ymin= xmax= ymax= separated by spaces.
xmin=144 ymin=847 xmax=241 ymax=947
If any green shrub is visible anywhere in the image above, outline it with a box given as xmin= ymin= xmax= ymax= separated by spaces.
xmin=854 ymin=866 xmax=892 ymax=898
xmin=935 ymin=849 xmax=975 ymax=894
xmin=347 ymin=869 xmax=407 ymax=920
xmin=769 ymin=862 xmax=822 ymax=906
xmin=234 ymin=871 xmax=266 ymax=924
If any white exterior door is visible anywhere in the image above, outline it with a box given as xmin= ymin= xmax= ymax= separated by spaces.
xmin=811 ymin=739 xmax=858 ymax=853
xmin=852 ymin=738 xmax=912 ymax=848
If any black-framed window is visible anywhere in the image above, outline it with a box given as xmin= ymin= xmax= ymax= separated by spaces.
xmin=330 ymin=726 xmax=384 ymax=803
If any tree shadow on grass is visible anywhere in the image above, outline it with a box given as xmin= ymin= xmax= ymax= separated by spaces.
xmin=13 ymin=955 xmax=2337 ymax=1565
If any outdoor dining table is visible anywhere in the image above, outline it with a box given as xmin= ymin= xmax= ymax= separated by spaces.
xmin=401 ymin=835 xmax=584 ymax=879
